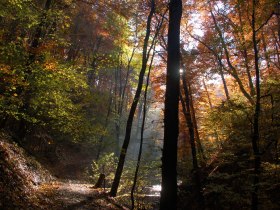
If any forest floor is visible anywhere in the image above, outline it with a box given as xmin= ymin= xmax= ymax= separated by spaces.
xmin=38 ymin=180 xmax=127 ymax=210
xmin=0 ymin=132 xmax=129 ymax=210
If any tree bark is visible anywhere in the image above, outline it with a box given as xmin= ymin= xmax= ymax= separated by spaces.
xmin=180 ymin=69 xmax=205 ymax=209
xmin=203 ymin=79 xmax=213 ymax=109
xmin=160 ymin=0 xmax=182 ymax=209
xmin=109 ymin=0 xmax=155 ymax=197
xmin=131 ymin=48 xmax=155 ymax=210
xmin=218 ymin=65 xmax=230 ymax=100
xmin=261 ymin=31 xmax=270 ymax=69
xmin=251 ymin=1 xmax=261 ymax=209
xmin=94 ymin=174 xmax=105 ymax=188
xmin=188 ymin=84 xmax=206 ymax=162
xmin=96 ymin=85 xmax=113 ymax=160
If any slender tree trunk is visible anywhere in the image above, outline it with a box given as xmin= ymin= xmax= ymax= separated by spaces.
xmin=181 ymin=69 xmax=205 ymax=209
xmin=261 ymin=31 xmax=270 ymax=69
xmin=251 ymin=1 xmax=261 ymax=209
xmin=96 ymin=86 xmax=113 ymax=160
xmin=180 ymin=92 xmax=197 ymax=168
xmin=202 ymin=77 xmax=221 ymax=144
xmin=131 ymin=99 xmax=143 ymax=158
xmin=210 ymin=8 xmax=254 ymax=104
xmin=120 ymin=47 xmax=137 ymax=115
xmin=237 ymin=3 xmax=255 ymax=96
xmin=88 ymin=38 xmax=102 ymax=91
xmin=243 ymin=48 xmax=255 ymax=96
xmin=109 ymin=1 xmax=155 ymax=197
xmin=188 ymin=84 xmax=206 ymax=162
xmin=131 ymin=48 xmax=155 ymax=210
xmin=135 ymin=99 xmax=143 ymax=141
xmin=218 ymin=65 xmax=230 ymax=100
xmin=114 ymin=49 xmax=136 ymax=156
xmin=160 ymin=0 xmax=182 ymax=209
xmin=179 ymin=48 xmax=206 ymax=161
xmin=114 ymin=52 xmax=125 ymax=156
xmin=203 ymin=79 xmax=213 ymax=109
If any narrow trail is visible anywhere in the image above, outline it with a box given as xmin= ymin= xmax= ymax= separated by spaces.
xmin=38 ymin=181 xmax=127 ymax=210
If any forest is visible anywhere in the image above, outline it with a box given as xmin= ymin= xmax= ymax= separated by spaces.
xmin=0 ymin=0 xmax=279 ymax=209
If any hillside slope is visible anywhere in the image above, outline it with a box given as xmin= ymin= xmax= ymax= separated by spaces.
xmin=0 ymin=132 xmax=53 ymax=209
xmin=0 ymin=132 xmax=127 ymax=210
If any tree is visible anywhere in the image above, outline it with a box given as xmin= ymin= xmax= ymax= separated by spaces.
xmin=251 ymin=0 xmax=261 ymax=209
xmin=131 ymin=46 xmax=156 ymax=210
xmin=109 ymin=0 xmax=156 ymax=197
xmin=160 ymin=0 xmax=182 ymax=209
xmin=180 ymin=66 xmax=205 ymax=209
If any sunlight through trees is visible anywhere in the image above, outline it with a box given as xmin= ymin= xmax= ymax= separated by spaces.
xmin=0 ymin=0 xmax=279 ymax=209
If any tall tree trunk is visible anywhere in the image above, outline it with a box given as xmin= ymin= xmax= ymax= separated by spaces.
xmin=202 ymin=77 xmax=221 ymax=143
xmin=96 ymin=86 xmax=113 ymax=160
xmin=109 ymin=1 xmax=155 ymax=197
xmin=261 ymin=31 xmax=270 ymax=69
xmin=188 ymin=84 xmax=206 ymax=162
xmin=203 ymin=79 xmax=213 ymax=109
xmin=131 ymin=48 xmax=155 ymax=210
xmin=120 ymin=47 xmax=137 ymax=115
xmin=251 ymin=1 xmax=261 ymax=209
xmin=237 ymin=3 xmax=255 ymax=96
xmin=114 ymin=48 xmax=136 ymax=156
xmin=243 ymin=48 xmax=255 ymax=96
xmin=113 ymin=52 xmax=126 ymax=156
xmin=135 ymin=99 xmax=143 ymax=141
xmin=179 ymin=92 xmax=197 ymax=169
xmin=218 ymin=65 xmax=230 ymax=100
xmin=160 ymin=0 xmax=182 ymax=209
xmin=180 ymin=69 xmax=205 ymax=209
